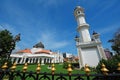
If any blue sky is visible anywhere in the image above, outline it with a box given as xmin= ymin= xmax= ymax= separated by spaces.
xmin=0 ymin=0 xmax=120 ymax=55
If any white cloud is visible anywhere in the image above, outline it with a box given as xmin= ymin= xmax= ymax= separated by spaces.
xmin=37 ymin=30 xmax=69 ymax=50
xmin=99 ymin=23 xmax=120 ymax=35
xmin=0 ymin=25 xmax=4 ymax=30
xmin=0 ymin=23 xmax=18 ymax=35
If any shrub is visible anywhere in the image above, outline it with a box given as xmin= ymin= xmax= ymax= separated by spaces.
xmin=72 ymin=63 xmax=79 ymax=68
xmin=63 ymin=62 xmax=68 ymax=69
xmin=96 ymin=55 xmax=120 ymax=73
xmin=0 ymin=57 xmax=12 ymax=68
xmin=63 ymin=62 xmax=74 ymax=69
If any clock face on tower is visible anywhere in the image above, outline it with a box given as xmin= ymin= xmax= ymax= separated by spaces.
xmin=74 ymin=7 xmax=84 ymax=17
xmin=77 ymin=11 xmax=81 ymax=14
xmin=77 ymin=11 xmax=80 ymax=14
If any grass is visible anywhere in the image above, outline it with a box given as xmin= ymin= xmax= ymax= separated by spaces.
xmin=16 ymin=63 xmax=84 ymax=74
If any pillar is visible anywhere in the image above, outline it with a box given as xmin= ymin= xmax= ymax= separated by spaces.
xmin=28 ymin=58 xmax=30 ymax=63
xmin=11 ymin=57 xmax=14 ymax=63
xmin=15 ymin=58 xmax=19 ymax=64
xmin=23 ymin=58 xmax=27 ymax=63
xmin=20 ymin=58 xmax=23 ymax=64
xmin=37 ymin=58 xmax=40 ymax=63
xmin=41 ymin=58 xmax=44 ymax=65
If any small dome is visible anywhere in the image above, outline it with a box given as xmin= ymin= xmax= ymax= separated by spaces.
xmin=75 ymin=35 xmax=79 ymax=38
xmin=92 ymin=31 xmax=98 ymax=35
xmin=33 ymin=42 xmax=44 ymax=48
xmin=74 ymin=6 xmax=84 ymax=11
xmin=76 ymin=6 xmax=81 ymax=9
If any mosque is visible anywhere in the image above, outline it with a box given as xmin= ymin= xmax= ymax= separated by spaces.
xmin=10 ymin=42 xmax=63 ymax=64
xmin=10 ymin=5 xmax=111 ymax=68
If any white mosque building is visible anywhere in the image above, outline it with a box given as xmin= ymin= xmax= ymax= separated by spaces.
xmin=10 ymin=42 xmax=63 ymax=64
xmin=74 ymin=6 xmax=107 ymax=68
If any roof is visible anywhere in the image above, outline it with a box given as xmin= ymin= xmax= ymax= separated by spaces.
xmin=74 ymin=6 xmax=84 ymax=12
xmin=33 ymin=42 xmax=44 ymax=48
xmin=35 ymin=49 xmax=51 ymax=54
xmin=16 ymin=49 xmax=32 ymax=53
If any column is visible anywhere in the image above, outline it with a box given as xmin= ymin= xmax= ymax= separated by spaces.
xmin=34 ymin=58 xmax=37 ymax=63
xmin=23 ymin=58 xmax=27 ymax=63
xmin=11 ymin=57 xmax=14 ymax=63
xmin=78 ymin=47 xmax=84 ymax=68
xmin=15 ymin=58 xmax=19 ymax=64
xmin=45 ymin=58 xmax=47 ymax=64
xmin=31 ymin=58 xmax=33 ymax=63
xmin=51 ymin=58 xmax=54 ymax=63
xmin=37 ymin=58 xmax=40 ymax=63
xmin=28 ymin=58 xmax=30 ymax=63
xmin=48 ymin=58 xmax=51 ymax=63
xmin=41 ymin=58 xmax=44 ymax=65
xmin=20 ymin=58 xmax=23 ymax=64
xmin=40 ymin=58 xmax=42 ymax=64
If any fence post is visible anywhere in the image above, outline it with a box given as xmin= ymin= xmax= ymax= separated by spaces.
xmin=22 ymin=63 xmax=28 ymax=80
xmin=51 ymin=64 xmax=55 ymax=80
xmin=36 ymin=63 xmax=41 ymax=80
xmin=117 ymin=63 xmax=120 ymax=73
xmin=67 ymin=64 xmax=72 ymax=80
xmin=84 ymin=64 xmax=90 ymax=80
xmin=1 ymin=62 xmax=9 ymax=80
xmin=101 ymin=63 xmax=109 ymax=75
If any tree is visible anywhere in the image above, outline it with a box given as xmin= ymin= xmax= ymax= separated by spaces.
xmin=108 ymin=28 xmax=120 ymax=55
xmin=0 ymin=29 xmax=20 ymax=58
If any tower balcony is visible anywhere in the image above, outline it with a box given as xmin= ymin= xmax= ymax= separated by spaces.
xmin=76 ymin=41 xmax=101 ymax=48
xmin=77 ymin=23 xmax=89 ymax=31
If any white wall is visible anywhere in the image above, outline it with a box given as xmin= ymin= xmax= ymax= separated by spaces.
xmin=81 ymin=47 xmax=101 ymax=67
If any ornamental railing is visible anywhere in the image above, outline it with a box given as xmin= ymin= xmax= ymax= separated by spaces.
xmin=0 ymin=62 xmax=120 ymax=80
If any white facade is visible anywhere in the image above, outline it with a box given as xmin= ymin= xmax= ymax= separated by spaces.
xmin=10 ymin=42 xmax=63 ymax=64
xmin=74 ymin=6 xmax=107 ymax=68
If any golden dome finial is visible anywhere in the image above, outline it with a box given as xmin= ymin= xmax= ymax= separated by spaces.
xmin=11 ymin=62 xmax=17 ymax=72
xmin=101 ymin=63 xmax=109 ymax=75
xmin=23 ymin=63 xmax=28 ymax=72
xmin=117 ymin=62 xmax=120 ymax=72
xmin=51 ymin=64 xmax=56 ymax=74
xmin=67 ymin=64 xmax=73 ymax=75
xmin=36 ymin=63 xmax=41 ymax=74
xmin=2 ymin=62 xmax=8 ymax=71
xmin=84 ymin=64 xmax=91 ymax=75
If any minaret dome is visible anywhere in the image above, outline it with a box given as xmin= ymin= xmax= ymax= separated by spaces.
xmin=74 ymin=6 xmax=84 ymax=19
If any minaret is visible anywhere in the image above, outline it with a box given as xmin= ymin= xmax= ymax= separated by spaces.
xmin=74 ymin=6 xmax=107 ymax=68
xmin=74 ymin=6 xmax=91 ymax=42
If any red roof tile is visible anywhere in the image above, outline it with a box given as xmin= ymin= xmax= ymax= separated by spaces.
xmin=17 ymin=49 xmax=32 ymax=53
xmin=35 ymin=49 xmax=51 ymax=54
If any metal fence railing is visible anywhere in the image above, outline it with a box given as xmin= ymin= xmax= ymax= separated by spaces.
xmin=0 ymin=62 xmax=120 ymax=80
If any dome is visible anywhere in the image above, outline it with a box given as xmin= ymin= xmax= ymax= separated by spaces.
xmin=33 ymin=42 xmax=44 ymax=48
xmin=74 ymin=6 xmax=84 ymax=11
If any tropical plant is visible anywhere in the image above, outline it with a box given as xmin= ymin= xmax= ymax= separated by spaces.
xmin=96 ymin=55 xmax=120 ymax=73
xmin=108 ymin=28 xmax=120 ymax=55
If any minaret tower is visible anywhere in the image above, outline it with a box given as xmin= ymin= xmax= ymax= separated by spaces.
xmin=74 ymin=6 xmax=91 ymax=42
xmin=74 ymin=6 xmax=107 ymax=68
